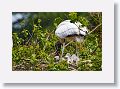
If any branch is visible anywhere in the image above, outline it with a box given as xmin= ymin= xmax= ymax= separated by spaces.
xmin=43 ymin=30 xmax=54 ymax=50
xmin=91 ymin=45 xmax=99 ymax=55
xmin=43 ymin=34 xmax=50 ymax=51
xmin=25 ymin=32 xmax=33 ymax=44
xmin=65 ymin=40 xmax=73 ymax=47
xmin=88 ymin=23 xmax=102 ymax=35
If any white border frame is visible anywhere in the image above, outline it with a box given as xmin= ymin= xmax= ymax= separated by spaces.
xmin=0 ymin=0 xmax=114 ymax=83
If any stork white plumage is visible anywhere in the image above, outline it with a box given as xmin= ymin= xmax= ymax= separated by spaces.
xmin=55 ymin=20 xmax=88 ymax=58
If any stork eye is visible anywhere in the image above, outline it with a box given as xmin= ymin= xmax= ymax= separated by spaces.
xmin=86 ymin=31 xmax=88 ymax=34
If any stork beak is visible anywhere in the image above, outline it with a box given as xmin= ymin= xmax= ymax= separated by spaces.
xmin=84 ymin=32 xmax=88 ymax=39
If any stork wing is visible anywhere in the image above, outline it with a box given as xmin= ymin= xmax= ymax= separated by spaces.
xmin=55 ymin=21 xmax=80 ymax=38
xmin=57 ymin=20 xmax=71 ymax=28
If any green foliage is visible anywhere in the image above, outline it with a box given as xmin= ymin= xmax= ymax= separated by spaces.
xmin=54 ymin=17 xmax=63 ymax=27
xmin=47 ymin=60 xmax=68 ymax=71
xmin=68 ymin=12 xmax=89 ymax=26
xmin=78 ymin=16 xmax=89 ymax=26
xmin=68 ymin=12 xmax=78 ymax=22
xmin=12 ymin=12 xmax=102 ymax=71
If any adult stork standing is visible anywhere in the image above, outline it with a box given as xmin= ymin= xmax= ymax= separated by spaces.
xmin=55 ymin=20 xmax=88 ymax=60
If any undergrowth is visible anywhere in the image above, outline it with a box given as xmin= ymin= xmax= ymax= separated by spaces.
xmin=12 ymin=12 xmax=102 ymax=71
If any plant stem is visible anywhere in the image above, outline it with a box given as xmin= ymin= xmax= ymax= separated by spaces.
xmin=88 ymin=23 xmax=102 ymax=35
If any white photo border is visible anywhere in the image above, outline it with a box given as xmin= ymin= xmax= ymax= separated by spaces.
xmin=0 ymin=0 xmax=114 ymax=83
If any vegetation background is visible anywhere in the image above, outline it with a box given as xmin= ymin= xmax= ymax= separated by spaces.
xmin=12 ymin=12 xmax=102 ymax=71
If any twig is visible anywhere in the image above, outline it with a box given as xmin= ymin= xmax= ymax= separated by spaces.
xmin=88 ymin=23 xmax=102 ymax=35
xmin=64 ymin=40 xmax=73 ymax=47
xmin=43 ymin=30 xmax=54 ymax=51
xmin=91 ymin=45 xmax=99 ymax=55
xmin=43 ymin=35 xmax=50 ymax=51
xmin=26 ymin=32 xmax=33 ymax=44
xmin=80 ymin=23 xmax=102 ymax=45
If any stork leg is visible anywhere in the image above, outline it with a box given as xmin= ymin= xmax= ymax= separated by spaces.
xmin=76 ymin=43 xmax=79 ymax=56
xmin=61 ymin=42 xmax=65 ymax=58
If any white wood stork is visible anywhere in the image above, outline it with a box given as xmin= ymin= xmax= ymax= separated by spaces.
xmin=55 ymin=20 xmax=88 ymax=59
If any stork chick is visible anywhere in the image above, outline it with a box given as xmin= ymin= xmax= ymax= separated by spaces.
xmin=71 ymin=54 xmax=80 ymax=64
xmin=64 ymin=53 xmax=72 ymax=64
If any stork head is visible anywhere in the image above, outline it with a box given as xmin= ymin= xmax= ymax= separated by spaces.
xmin=79 ymin=26 xmax=88 ymax=36
xmin=73 ymin=21 xmax=88 ymax=42
xmin=74 ymin=21 xmax=88 ymax=36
